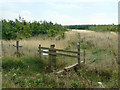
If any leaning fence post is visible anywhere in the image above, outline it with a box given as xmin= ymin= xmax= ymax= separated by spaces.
xmin=77 ymin=42 xmax=80 ymax=68
xmin=38 ymin=44 xmax=41 ymax=59
xmin=83 ymin=49 xmax=85 ymax=64
xmin=49 ymin=44 xmax=55 ymax=70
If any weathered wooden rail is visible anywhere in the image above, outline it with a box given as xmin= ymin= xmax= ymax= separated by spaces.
xmin=38 ymin=42 xmax=86 ymax=71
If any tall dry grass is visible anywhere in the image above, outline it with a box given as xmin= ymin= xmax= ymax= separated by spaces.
xmin=2 ymin=30 xmax=118 ymax=69
xmin=2 ymin=30 xmax=118 ymax=52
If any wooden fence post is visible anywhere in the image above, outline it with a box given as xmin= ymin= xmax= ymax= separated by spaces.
xmin=16 ymin=40 xmax=19 ymax=53
xmin=83 ymin=49 xmax=85 ymax=64
xmin=13 ymin=40 xmax=23 ymax=57
xmin=77 ymin=42 xmax=80 ymax=68
xmin=49 ymin=44 xmax=55 ymax=70
xmin=38 ymin=44 xmax=41 ymax=59
xmin=16 ymin=40 xmax=20 ymax=57
xmin=53 ymin=45 xmax=56 ymax=69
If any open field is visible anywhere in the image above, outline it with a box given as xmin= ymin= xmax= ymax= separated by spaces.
xmin=2 ymin=29 xmax=118 ymax=88
xmin=2 ymin=29 xmax=118 ymax=56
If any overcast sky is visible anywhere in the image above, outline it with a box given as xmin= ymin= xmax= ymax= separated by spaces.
xmin=0 ymin=0 xmax=119 ymax=25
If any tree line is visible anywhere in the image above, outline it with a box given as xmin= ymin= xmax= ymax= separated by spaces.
xmin=2 ymin=17 xmax=67 ymax=40
xmin=66 ymin=24 xmax=118 ymax=32
xmin=2 ymin=17 xmax=118 ymax=40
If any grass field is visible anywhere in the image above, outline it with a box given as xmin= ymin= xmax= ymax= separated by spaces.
xmin=2 ymin=29 xmax=118 ymax=88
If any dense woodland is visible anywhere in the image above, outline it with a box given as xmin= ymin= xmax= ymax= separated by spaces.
xmin=2 ymin=17 xmax=67 ymax=40
xmin=66 ymin=24 xmax=118 ymax=32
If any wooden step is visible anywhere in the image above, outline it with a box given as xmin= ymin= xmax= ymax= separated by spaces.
xmin=56 ymin=61 xmax=83 ymax=74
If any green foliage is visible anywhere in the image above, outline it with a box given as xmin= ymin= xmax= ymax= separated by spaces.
xmin=2 ymin=54 xmax=118 ymax=88
xmin=66 ymin=24 xmax=118 ymax=32
xmin=2 ymin=57 xmax=27 ymax=71
xmin=2 ymin=17 xmax=67 ymax=40
xmin=71 ymin=80 xmax=79 ymax=88
xmin=47 ymin=29 xmax=57 ymax=37
xmin=92 ymin=49 xmax=103 ymax=55
xmin=88 ymin=24 xmax=118 ymax=32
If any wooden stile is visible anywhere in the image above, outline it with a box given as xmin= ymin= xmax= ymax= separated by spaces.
xmin=38 ymin=42 xmax=84 ymax=71
xmin=56 ymin=61 xmax=84 ymax=74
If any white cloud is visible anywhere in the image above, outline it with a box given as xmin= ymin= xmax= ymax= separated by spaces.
xmin=87 ymin=13 xmax=117 ymax=24
xmin=47 ymin=2 xmax=80 ymax=9
xmin=0 ymin=0 xmax=118 ymax=25
xmin=1 ymin=10 xmax=18 ymax=20
xmin=0 ymin=2 xmax=33 ymax=21
xmin=0 ymin=3 xmax=19 ymax=20
xmin=47 ymin=13 xmax=80 ymax=25
xmin=43 ymin=11 xmax=117 ymax=25
xmin=20 ymin=10 xmax=31 ymax=15
xmin=1 ymin=0 xmax=119 ymax=3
